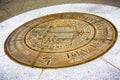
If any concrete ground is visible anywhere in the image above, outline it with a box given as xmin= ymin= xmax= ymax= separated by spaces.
xmin=0 ymin=0 xmax=120 ymax=22
xmin=0 ymin=2 xmax=120 ymax=80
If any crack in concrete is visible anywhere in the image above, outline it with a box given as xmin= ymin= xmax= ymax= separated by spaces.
xmin=0 ymin=54 xmax=6 ymax=58
xmin=38 ymin=69 xmax=44 ymax=80
xmin=101 ymin=58 xmax=120 ymax=71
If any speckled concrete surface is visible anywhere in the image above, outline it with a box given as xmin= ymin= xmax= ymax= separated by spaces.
xmin=0 ymin=3 xmax=120 ymax=80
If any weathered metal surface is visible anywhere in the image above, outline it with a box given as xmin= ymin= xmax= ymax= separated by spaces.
xmin=4 ymin=12 xmax=117 ymax=68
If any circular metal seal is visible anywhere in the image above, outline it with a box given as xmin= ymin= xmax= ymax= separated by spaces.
xmin=4 ymin=13 xmax=117 ymax=69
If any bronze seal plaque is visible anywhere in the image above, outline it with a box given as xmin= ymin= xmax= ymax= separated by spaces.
xmin=4 ymin=13 xmax=117 ymax=68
